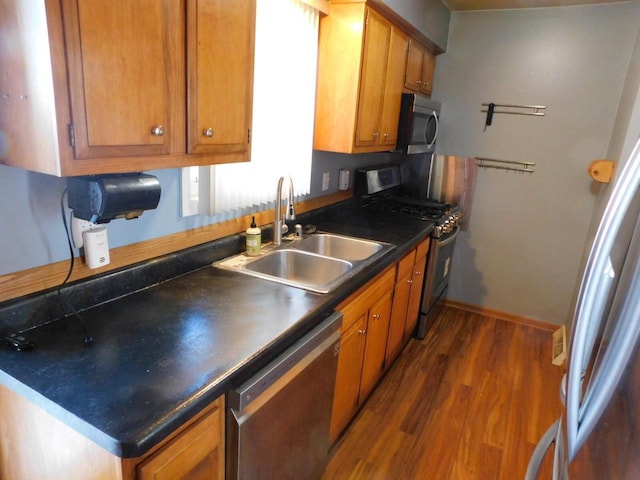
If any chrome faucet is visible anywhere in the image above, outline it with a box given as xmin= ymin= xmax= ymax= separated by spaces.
xmin=274 ymin=176 xmax=296 ymax=245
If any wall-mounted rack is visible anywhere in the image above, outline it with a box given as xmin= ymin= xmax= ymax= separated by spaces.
xmin=482 ymin=102 xmax=546 ymax=131
xmin=476 ymin=157 xmax=536 ymax=173
xmin=481 ymin=103 xmax=546 ymax=117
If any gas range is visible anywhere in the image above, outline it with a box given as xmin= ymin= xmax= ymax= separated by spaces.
xmin=355 ymin=163 xmax=464 ymax=339
xmin=362 ymin=192 xmax=463 ymax=238
xmin=355 ymin=164 xmax=464 ymax=238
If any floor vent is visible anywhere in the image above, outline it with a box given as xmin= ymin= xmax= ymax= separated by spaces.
xmin=552 ymin=325 xmax=567 ymax=366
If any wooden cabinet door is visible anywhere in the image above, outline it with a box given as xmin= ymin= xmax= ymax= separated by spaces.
xmin=187 ymin=0 xmax=255 ymax=156
xmin=405 ymin=253 xmax=428 ymax=341
xmin=330 ymin=315 xmax=367 ymax=444
xmin=387 ymin=271 xmax=411 ymax=367
xmin=386 ymin=249 xmax=416 ymax=367
xmin=359 ymin=290 xmax=393 ymax=401
xmin=404 ymin=40 xmax=424 ymax=92
xmin=354 ymin=8 xmax=390 ymax=148
xmin=62 ymin=0 xmax=183 ymax=159
xmin=379 ymin=27 xmax=408 ymax=147
xmin=137 ymin=399 xmax=224 ymax=480
xmin=420 ymin=51 xmax=435 ymax=96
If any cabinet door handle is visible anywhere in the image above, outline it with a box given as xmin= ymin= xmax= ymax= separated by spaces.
xmin=150 ymin=125 xmax=165 ymax=136
xmin=415 ymin=271 xmax=422 ymax=276
xmin=416 ymin=80 xmax=422 ymax=85
xmin=372 ymin=132 xmax=380 ymax=138
xmin=372 ymin=314 xmax=380 ymax=320
xmin=357 ymin=329 xmax=366 ymax=335
xmin=407 ymin=279 xmax=413 ymax=284
xmin=202 ymin=127 xmax=214 ymax=138
xmin=383 ymin=133 xmax=389 ymax=138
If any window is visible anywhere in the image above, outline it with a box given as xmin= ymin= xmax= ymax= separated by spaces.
xmin=181 ymin=0 xmax=320 ymax=219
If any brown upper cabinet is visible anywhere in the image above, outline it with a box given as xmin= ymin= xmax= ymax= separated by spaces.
xmin=314 ymin=4 xmax=408 ymax=154
xmin=404 ymin=39 xmax=436 ymax=96
xmin=186 ymin=0 xmax=255 ymax=157
xmin=0 ymin=0 xmax=255 ymax=176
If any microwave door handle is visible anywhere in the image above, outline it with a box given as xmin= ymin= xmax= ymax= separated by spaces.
xmin=426 ymin=110 xmax=439 ymax=149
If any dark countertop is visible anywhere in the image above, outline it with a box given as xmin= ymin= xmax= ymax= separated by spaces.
xmin=0 ymin=199 xmax=433 ymax=458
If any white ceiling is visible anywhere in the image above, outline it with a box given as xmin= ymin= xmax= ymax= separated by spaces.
xmin=443 ymin=0 xmax=629 ymax=10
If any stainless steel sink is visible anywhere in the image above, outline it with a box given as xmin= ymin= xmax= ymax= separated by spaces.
xmin=290 ymin=233 xmax=383 ymax=261
xmin=244 ymin=249 xmax=352 ymax=292
xmin=213 ymin=232 xmax=394 ymax=293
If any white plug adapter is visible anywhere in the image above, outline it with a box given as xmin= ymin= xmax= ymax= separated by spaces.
xmin=83 ymin=227 xmax=110 ymax=269
xmin=71 ymin=213 xmax=97 ymax=249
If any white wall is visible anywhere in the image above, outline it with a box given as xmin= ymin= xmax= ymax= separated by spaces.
xmin=433 ymin=2 xmax=640 ymax=324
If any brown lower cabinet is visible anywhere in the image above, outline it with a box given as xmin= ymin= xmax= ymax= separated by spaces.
xmin=135 ymin=403 xmax=224 ymax=480
xmin=0 ymin=384 xmax=225 ymax=480
xmin=404 ymin=237 xmax=431 ymax=343
xmin=330 ymin=236 xmax=431 ymax=444
xmin=386 ymin=247 xmax=416 ymax=366
xmin=329 ymin=266 xmax=396 ymax=443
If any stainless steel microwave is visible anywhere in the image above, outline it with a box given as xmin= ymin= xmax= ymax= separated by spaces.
xmin=396 ymin=94 xmax=441 ymax=155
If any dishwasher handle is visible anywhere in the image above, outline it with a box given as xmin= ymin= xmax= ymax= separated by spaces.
xmin=228 ymin=311 xmax=342 ymax=411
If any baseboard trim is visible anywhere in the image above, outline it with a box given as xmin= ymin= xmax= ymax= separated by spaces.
xmin=0 ymin=190 xmax=353 ymax=303
xmin=444 ymin=299 xmax=562 ymax=332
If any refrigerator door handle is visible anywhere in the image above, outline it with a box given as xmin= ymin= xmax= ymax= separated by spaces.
xmin=572 ymin=254 xmax=640 ymax=458
xmin=525 ymin=419 xmax=562 ymax=480
xmin=567 ymin=137 xmax=640 ymax=459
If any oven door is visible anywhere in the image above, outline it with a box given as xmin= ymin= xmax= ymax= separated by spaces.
xmin=416 ymin=226 xmax=460 ymax=339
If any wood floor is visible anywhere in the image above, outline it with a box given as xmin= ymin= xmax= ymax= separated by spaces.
xmin=322 ymin=305 xmax=564 ymax=480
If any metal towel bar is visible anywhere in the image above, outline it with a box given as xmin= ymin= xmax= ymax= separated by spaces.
xmin=476 ymin=157 xmax=536 ymax=173
xmin=481 ymin=103 xmax=546 ymax=116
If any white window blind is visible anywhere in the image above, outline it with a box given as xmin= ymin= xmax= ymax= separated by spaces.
xmin=181 ymin=0 xmax=319 ymax=219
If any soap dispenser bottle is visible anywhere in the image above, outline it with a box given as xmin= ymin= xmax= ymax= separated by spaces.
xmin=246 ymin=216 xmax=261 ymax=256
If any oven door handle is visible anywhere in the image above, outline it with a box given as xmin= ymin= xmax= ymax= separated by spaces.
xmin=436 ymin=226 xmax=460 ymax=247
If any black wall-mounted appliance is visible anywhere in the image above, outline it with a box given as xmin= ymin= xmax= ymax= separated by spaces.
xmin=67 ymin=173 xmax=161 ymax=223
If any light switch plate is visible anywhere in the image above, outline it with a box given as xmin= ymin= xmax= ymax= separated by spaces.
xmin=338 ymin=169 xmax=349 ymax=190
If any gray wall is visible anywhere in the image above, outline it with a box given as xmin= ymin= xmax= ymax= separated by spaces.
xmin=433 ymin=2 xmax=640 ymax=324
xmin=0 ymin=151 xmax=394 ymax=277
xmin=382 ymin=0 xmax=451 ymax=50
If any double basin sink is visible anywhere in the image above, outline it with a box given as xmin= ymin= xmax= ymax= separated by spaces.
xmin=214 ymin=233 xmax=394 ymax=293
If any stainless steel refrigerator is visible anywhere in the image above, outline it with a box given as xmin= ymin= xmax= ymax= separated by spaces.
xmin=526 ymin=137 xmax=640 ymax=479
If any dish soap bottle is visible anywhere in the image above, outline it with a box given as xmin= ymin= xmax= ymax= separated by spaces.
xmin=246 ymin=216 xmax=261 ymax=256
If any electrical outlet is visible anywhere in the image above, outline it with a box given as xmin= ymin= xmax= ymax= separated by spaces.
xmin=322 ymin=172 xmax=330 ymax=191
xmin=338 ymin=169 xmax=350 ymax=190
xmin=71 ymin=213 xmax=97 ymax=249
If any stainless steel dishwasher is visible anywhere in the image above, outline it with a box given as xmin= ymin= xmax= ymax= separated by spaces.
xmin=227 ymin=311 xmax=342 ymax=480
